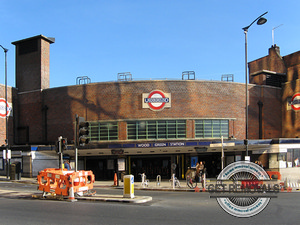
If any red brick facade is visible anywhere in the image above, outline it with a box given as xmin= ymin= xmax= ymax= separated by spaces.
xmin=11 ymin=79 xmax=281 ymax=145
xmin=249 ymin=45 xmax=300 ymax=138
xmin=12 ymin=35 xmax=54 ymax=93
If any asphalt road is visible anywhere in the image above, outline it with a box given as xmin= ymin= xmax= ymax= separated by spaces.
xmin=0 ymin=181 xmax=299 ymax=225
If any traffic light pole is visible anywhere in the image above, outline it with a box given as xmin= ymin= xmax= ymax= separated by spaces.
xmin=74 ymin=114 xmax=90 ymax=172
xmin=75 ymin=114 xmax=79 ymax=172
xmin=58 ymin=136 xmax=63 ymax=171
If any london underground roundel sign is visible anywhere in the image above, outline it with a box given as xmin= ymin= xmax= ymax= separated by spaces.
xmin=142 ymin=90 xmax=171 ymax=111
xmin=0 ymin=98 xmax=11 ymax=118
xmin=291 ymin=93 xmax=300 ymax=111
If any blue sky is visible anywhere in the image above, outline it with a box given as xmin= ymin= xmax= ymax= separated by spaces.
xmin=0 ymin=0 xmax=298 ymax=88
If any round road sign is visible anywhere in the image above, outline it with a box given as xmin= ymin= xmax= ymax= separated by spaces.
xmin=144 ymin=90 xmax=169 ymax=111
xmin=291 ymin=93 xmax=300 ymax=111
xmin=0 ymin=98 xmax=10 ymax=118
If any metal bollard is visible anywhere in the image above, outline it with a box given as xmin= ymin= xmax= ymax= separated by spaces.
xmin=203 ymin=172 xmax=206 ymax=188
xmin=172 ymin=174 xmax=175 ymax=189
xmin=141 ymin=173 xmax=146 ymax=188
xmin=156 ymin=175 xmax=161 ymax=186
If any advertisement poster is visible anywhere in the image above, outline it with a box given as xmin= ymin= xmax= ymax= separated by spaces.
xmin=118 ymin=158 xmax=125 ymax=171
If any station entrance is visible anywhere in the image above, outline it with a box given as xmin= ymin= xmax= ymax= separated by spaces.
xmin=189 ymin=153 xmax=222 ymax=178
xmin=85 ymin=155 xmax=175 ymax=181
xmin=86 ymin=157 xmax=116 ymax=181
xmin=130 ymin=155 xmax=172 ymax=180
xmin=85 ymin=152 xmax=227 ymax=181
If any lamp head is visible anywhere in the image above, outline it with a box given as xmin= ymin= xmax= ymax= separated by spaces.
xmin=0 ymin=45 xmax=8 ymax=52
xmin=257 ymin=17 xmax=267 ymax=25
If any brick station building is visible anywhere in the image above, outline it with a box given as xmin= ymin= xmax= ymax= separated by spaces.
xmin=0 ymin=35 xmax=299 ymax=181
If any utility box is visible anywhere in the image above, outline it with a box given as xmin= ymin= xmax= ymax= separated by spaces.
xmin=123 ymin=175 xmax=134 ymax=198
xmin=10 ymin=162 xmax=21 ymax=180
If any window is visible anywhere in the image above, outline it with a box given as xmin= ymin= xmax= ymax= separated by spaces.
xmin=195 ymin=119 xmax=229 ymax=139
xmin=89 ymin=121 xmax=118 ymax=141
xmin=127 ymin=120 xmax=186 ymax=140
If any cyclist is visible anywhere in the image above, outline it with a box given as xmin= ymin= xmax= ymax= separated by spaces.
xmin=196 ymin=161 xmax=204 ymax=185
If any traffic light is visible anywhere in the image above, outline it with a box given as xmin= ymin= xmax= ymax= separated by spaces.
xmin=61 ymin=138 xmax=68 ymax=151
xmin=56 ymin=137 xmax=68 ymax=153
xmin=78 ymin=119 xmax=90 ymax=145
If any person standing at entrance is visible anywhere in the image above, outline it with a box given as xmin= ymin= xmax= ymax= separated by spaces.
xmin=196 ymin=161 xmax=204 ymax=184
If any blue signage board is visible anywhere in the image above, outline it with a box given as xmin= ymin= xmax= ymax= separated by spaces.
xmin=136 ymin=143 xmax=151 ymax=148
xmin=186 ymin=142 xmax=198 ymax=146
xmin=169 ymin=142 xmax=185 ymax=147
xmin=153 ymin=142 xmax=168 ymax=147
xmin=109 ymin=141 xmax=214 ymax=149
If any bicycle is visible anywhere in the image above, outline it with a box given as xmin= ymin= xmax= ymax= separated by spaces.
xmin=186 ymin=174 xmax=197 ymax=188
xmin=186 ymin=169 xmax=197 ymax=188
xmin=169 ymin=175 xmax=181 ymax=187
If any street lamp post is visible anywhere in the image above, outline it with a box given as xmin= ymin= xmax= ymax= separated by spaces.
xmin=0 ymin=45 xmax=9 ymax=178
xmin=242 ymin=12 xmax=268 ymax=158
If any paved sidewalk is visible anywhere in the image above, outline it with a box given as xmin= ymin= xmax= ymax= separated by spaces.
xmin=0 ymin=176 xmax=197 ymax=203
xmin=0 ymin=176 xmax=290 ymax=192
xmin=0 ymin=175 xmax=204 ymax=191
xmin=0 ymin=175 xmax=297 ymax=203
xmin=0 ymin=175 xmax=206 ymax=203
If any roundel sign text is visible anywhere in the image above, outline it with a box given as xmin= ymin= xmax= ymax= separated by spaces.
xmin=142 ymin=90 xmax=171 ymax=111
xmin=291 ymin=93 xmax=300 ymax=111
xmin=0 ymin=98 xmax=12 ymax=118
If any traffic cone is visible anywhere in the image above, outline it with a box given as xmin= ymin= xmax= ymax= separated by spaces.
xmin=113 ymin=173 xmax=118 ymax=186
xmin=68 ymin=186 xmax=77 ymax=202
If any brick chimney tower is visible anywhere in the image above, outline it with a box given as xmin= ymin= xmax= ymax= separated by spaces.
xmin=12 ymin=35 xmax=55 ymax=92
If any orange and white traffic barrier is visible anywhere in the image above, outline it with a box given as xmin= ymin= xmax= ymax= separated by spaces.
xmin=71 ymin=170 xmax=95 ymax=194
xmin=37 ymin=168 xmax=95 ymax=200
xmin=266 ymin=171 xmax=281 ymax=180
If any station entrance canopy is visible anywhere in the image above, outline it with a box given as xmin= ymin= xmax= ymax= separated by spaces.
xmin=54 ymin=139 xmax=300 ymax=157
xmin=1 ymin=138 xmax=300 ymax=157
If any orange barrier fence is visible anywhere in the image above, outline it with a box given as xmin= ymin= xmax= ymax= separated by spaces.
xmin=266 ymin=171 xmax=281 ymax=180
xmin=37 ymin=168 xmax=95 ymax=196
xmin=71 ymin=170 xmax=95 ymax=193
